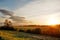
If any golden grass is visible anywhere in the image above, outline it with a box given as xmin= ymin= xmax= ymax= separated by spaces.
xmin=0 ymin=31 xmax=31 ymax=40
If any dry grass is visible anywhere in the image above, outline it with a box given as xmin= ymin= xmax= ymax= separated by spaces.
xmin=0 ymin=31 xmax=31 ymax=40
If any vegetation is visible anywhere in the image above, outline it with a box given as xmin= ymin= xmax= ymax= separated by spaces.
xmin=32 ymin=28 xmax=41 ymax=34
xmin=0 ymin=36 xmax=4 ymax=40
xmin=19 ymin=29 xmax=24 ymax=32
xmin=25 ymin=28 xmax=41 ymax=35
xmin=0 ymin=26 xmax=16 ymax=31
xmin=26 ymin=29 xmax=32 ymax=33
xmin=0 ymin=19 xmax=60 ymax=37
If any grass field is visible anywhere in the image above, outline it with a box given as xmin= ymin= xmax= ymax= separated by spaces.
xmin=0 ymin=30 xmax=60 ymax=40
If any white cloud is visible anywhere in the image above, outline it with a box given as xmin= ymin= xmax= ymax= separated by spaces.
xmin=14 ymin=0 xmax=60 ymax=25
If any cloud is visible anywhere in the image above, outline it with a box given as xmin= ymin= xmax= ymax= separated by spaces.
xmin=0 ymin=9 xmax=30 ymax=24
xmin=9 ymin=16 xmax=25 ymax=22
xmin=0 ymin=0 xmax=60 ymax=24
xmin=0 ymin=9 xmax=14 ymax=16
xmin=14 ymin=0 xmax=60 ymax=24
xmin=15 ymin=0 xmax=60 ymax=17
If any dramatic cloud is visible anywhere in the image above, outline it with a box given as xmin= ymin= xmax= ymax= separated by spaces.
xmin=14 ymin=0 xmax=60 ymax=25
xmin=10 ymin=16 xmax=25 ymax=22
xmin=0 ymin=9 xmax=30 ymax=24
xmin=0 ymin=9 xmax=14 ymax=16
xmin=1 ymin=0 xmax=60 ymax=25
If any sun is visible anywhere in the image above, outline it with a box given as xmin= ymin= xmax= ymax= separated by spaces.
xmin=47 ymin=17 xmax=59 ymax=25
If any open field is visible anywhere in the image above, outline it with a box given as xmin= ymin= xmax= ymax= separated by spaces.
xmin=0 ymin=30 xmax=60 ymax=40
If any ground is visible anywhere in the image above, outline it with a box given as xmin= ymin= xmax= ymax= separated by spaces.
xmin=0 ymin=30 xmax=60 ymax=40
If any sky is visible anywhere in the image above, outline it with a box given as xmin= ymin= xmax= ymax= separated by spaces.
xmin=0 ymin=0 xmax=60 ymax=25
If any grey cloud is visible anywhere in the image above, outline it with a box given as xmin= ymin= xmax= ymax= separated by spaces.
xmin=9 ymin=16 xmax=26 ymax=22
xmin=0 ymin=9 xmax=28 ymax=23
xmin=0 ymin=9 xmax=14 ymax=16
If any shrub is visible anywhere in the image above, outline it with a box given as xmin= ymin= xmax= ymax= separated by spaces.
xmin=0 ymin=26 xmax=16 ymax=31
xmin=32 ymin=28 xmax=41 ymax=34
xmin=0 ymin=36 xmax=4 ymax=40
xmin=19 ymin=29 xmax=24 ymax=32
xmin=26 ymin=29 xmax=32 ymax=33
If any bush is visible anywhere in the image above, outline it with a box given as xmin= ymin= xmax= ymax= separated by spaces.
xmin=19 ymin=29 xmax=24 ymax=32
xmin=0 ymin=26 xmax=16 ymax=31
xmin=0 ymin=36 xmax=4 ymax=40
xmin=26 ymin=29 xmax=32 ymax=33
xmin=32 ymin=28 xmax=41 ymax=34
xmin=25 ymin=28 xmax=41 ymax=34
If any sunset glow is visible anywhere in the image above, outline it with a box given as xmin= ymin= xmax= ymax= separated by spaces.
xmin=47 ymin=17 xmax=59 ymax=25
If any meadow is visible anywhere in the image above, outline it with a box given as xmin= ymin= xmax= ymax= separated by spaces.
xmin=0 ymin=25 xmax=60 ymax=40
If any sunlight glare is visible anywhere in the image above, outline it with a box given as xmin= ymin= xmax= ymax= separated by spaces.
xmin=47 ymin=17 xmax=59 ymax=25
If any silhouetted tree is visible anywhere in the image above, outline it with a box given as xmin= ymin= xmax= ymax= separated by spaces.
xmin=4 ymin=19 xmax=12 ymax=27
